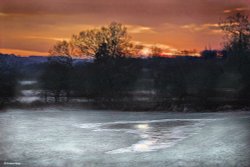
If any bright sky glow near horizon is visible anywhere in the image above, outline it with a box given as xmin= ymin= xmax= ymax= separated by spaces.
xmin=0 ymin=0 xmax=250 ymax=56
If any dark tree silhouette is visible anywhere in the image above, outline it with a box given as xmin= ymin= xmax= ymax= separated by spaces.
xmin=71 ymin=22 xmax=133 ymax=59
xmin=40 ymin=56 xmax=72 ymax=103
xmin=219 ymin=13 xmax=250 ymax=101
xmin=35 ymin=19 xmax=250 ymax=110
xmin=87 ymin=43 xmax=141 ymax=102
xmin=219 ymin=13 xmax=250 ymax=57
xmin=153 ymin=58 xmax=187 ymax=104
xmin=0 ymin=56 xmax=17 ymax=107
xmin=48 ymin=40 xmax=73 ymax=66
xmin=201 ymin=50 xmax=218 ymax=59
xmin=41 ymin=23 xmax=140 ymax=105
xmin=40 ymin=40 xmax=74 ymax=103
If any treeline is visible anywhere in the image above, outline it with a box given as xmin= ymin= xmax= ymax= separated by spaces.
xmin=0 ymin=55 xmax=17 ymax=108
xmin=1 ymin=13 xmax=250 ymax=111
xmin=39 ymin=53 xmax=250 ymax=110
xmin=40 ymin=56 xmax=142 ymax=103
xmin=38 ymin=13 xmax=250 ymax=110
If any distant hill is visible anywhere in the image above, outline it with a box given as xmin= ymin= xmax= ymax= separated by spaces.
xmin=0 ymin=54 xmax=47 ymax=65
xmin=0 ymin=53 xmax=93 ymax=79
xmin=0 ymin=53 xmax=92 ymax=66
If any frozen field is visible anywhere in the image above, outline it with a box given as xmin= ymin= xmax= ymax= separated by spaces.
xmin=0 ymin=108 xmax=250 ymax=167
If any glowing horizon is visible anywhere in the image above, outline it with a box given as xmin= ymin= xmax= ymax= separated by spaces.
xmin=0 ymin=0 xmax=249 ymax=56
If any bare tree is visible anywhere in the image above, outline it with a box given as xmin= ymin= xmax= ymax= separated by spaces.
xmin=219 ymin=13 xmax=250 ymax=54
xmin=49 ymin=40 xmax=73 ymax=65
xmin=71 ymin=22 xmax=133 ymax=59
xmin=49 ymin=40 xmax=72 ymax=57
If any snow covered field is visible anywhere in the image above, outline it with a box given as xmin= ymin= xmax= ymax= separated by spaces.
xmin=0 ymin=108 xmax=249 ymax=167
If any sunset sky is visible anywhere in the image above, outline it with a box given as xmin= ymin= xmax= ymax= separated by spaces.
xmin=0 ymin=0 xmax=250 ymax=56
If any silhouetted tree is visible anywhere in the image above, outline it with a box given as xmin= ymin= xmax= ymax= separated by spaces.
xmin=40 ymin=57 xmax=72 ymax=103
xmin=40 ymin=40 xmax=74 ymax=102
xmin=71 ymin=22 xmax=133 ymax=58
xmin=48 ymin=40 xmax=73 ymax=66
xmin=0 ymin=56 xmax=17 ymax=107
xmin=87 ymin=44 xmax=141 ymax=102
xmin=220 ymin=13 xmax=250 ymax=100
xmin=186 ymin=61 xmax=221 ymax=104
xmin=95 ymin=43 xmax=110 ymax=63
xmin=219 ymin=13 xmax=250 ymax=58
xmin=201 ymin=50 xmax=218 ymax=59
xmin=238 ymin=50 xmax=250 ymax=99
xmin=153 ymin=58 xmax=187 ymax=104
xmin=44 ymin=23 xmax=140 ymax=104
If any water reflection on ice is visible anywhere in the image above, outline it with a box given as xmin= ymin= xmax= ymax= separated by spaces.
xmin=136 ymin=124 xmax=149 ymax=130
xmin=16 ymin=90 xmax=42 ymax=103
xmin=19 ymin=80 xmax=37 ymax=85
xmin=21 ymin=90 xmax=40 ymax=96
xmin=17 ymin=96 xmax=41 ymax=103
xmin=76 ymin=119 xmax=206 ymax=154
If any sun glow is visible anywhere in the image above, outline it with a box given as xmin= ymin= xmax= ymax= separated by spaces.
xmin=140 ymin=48 xmax=152 ymax=56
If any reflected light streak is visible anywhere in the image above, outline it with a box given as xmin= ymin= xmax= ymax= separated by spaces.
xmin=136 ymin=124 xmax=149 ymax=130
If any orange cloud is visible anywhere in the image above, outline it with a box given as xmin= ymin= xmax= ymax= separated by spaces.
xmin=127 ymin=25 xmax=155 ymax=34
xmin=26 ymin=36 xmax=70 ymax=42
xmin=223 ymin=7 xmax=250 ymax=13
xmin=132 ymin=40 xmax=179 ymax=55
xmin=181 ymin=23 xmax=223 ymax=34
xmin=0 ymin=12 xmax=8 ymax=16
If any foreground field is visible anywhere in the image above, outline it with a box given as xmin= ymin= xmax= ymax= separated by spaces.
xmin=0 ymin=108 xmax=250 ymax=167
